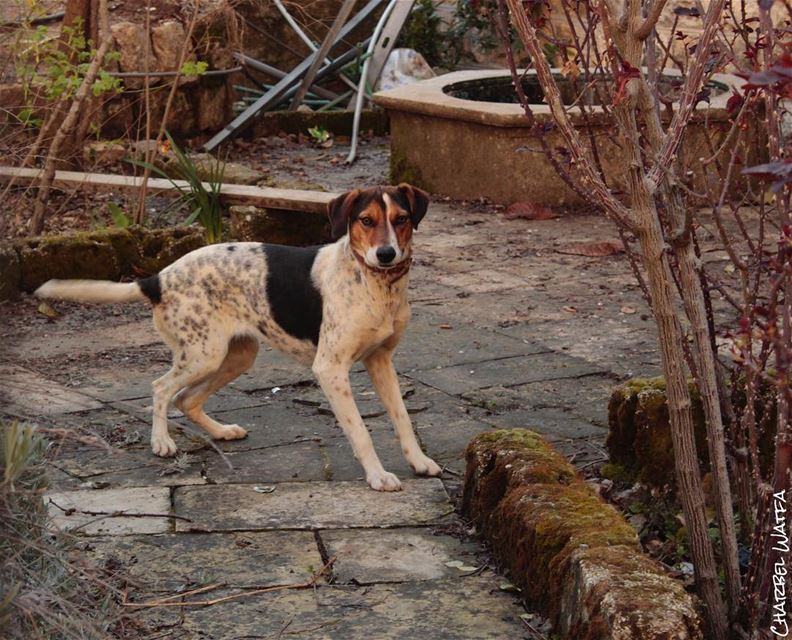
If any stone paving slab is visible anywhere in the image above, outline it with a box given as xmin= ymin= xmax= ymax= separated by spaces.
xmin=87 ymin=531 xmax=323 ymax=590
xmin=55 ymin=441 xmax=328 ymax=489
xmin=482 ymin=407 xmax=606 ymax=441
xmin=114 ymin=387 xmax=271 ymax=419
xmin=46 ymin=486 xmax=172 ymax=535
xmin=7 ymin=320 xmax=159 ymax=360
xmin=229 ymin=348 xmax=315 ymax=392
xmin=205 ymin=442 xmax=327 ymax=484
xmin=409 ymin=351 xmax=606 ymax=395
xmin=174 ymin=479 xmax=452 ymax=532
xmin=462 ymin=374 xmax=619 ymax=428
xmin=180 ymin=577 xmax=526 ymax=639
xmin=437 ymin=267 xmax=534 ymax=293
xmin=393 ymin=309 xmax=548 ymax=372
xmin=0 ymin=365 xmax=103 ymax=416
xmin=321 ymin=527 xmax=480 ymax=584
xmin=321 ymin=434 xmax=413 ymax=481
xmin=205 ymin=403 xmax=340 ymax=450
xmin=72 ymin=365 xmax=163 ymax=402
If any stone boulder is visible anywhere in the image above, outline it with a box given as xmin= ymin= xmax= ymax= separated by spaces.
xmin=151 ymin=20 xmax=189 ymax=72
xmin=110 ymin=21 xmax=153 ymax=89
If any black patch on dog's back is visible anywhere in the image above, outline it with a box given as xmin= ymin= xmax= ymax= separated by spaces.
xmin=138 ymin=275 xmax=162 ymax=304
xmin=262 ymin=244 xmax=323 ymax=345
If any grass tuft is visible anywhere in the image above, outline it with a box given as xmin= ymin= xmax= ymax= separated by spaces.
xmin=0 ymin=421 xmax=125 ymax=639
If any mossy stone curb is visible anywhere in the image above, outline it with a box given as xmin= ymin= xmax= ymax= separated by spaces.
xmin=1 ymin=226 xmax=204 ymax=300
xmin=605 ymin=377 xmax=779 ymax=487
xmin=462 ymin=428 xmax=703 ymax=640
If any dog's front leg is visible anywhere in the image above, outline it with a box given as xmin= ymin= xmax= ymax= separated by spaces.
xmin=312 ymin=354 xmax=402 ymax=491
xmin=364 ymin=348 xmax=442 ymax=477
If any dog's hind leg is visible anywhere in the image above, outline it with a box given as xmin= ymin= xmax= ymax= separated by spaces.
xmin=173 ymin=334 xmax=257 ymax=441
xmin=150 ymin=341 xmax=231 ymax=457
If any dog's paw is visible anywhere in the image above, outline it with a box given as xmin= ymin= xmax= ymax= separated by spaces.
xmin=151 ymin=434 xmax=178 ymax=457
xmin=215 ymin=424 xmax=248 ymax=441
xmin=367 ymin=469 xmax=402 ymax=492
xmin=409 ymin=454 xmax=442 ymax=477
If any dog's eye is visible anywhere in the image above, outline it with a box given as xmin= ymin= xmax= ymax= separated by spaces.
xmin=360 ymin=217 xmax=375 ymax=227
xmin=394 ymin=215 xmax=409 ymax=225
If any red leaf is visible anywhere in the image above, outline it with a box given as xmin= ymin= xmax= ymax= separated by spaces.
xmin=613 ymin=62 xmax=641 ymax=106
xmin=504 ymin=202 xmax=559 ymax=220
xmin=555 ymin=240 xmax=624 ymax=257
xmin=726 ymin=89 xmax=744 ymax=115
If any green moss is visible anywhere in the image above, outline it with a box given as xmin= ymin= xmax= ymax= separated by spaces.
xmin=17 ymin=231 xmax=121 ymax=291
xmin=14 ymin=226 xmax=205 ymax=292
xmin=463 ymin=429 xmax=578 ymax=526
xmin=600 ymin=462 xmax=635 ymax=483
xmin=607 ymin=377 xmax=709 ymax=489
xmin=390 ymin=145 xmax=426 ymax=188
xmin=491 ymin=484 xmax=638 ymax=609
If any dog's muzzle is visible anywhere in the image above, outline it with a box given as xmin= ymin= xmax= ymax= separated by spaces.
xmin=376 ymin=246 xmax=397 ymax=265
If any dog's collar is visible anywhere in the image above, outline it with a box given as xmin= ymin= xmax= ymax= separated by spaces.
xmin=352 ymin=251 xmax=412 ymax=284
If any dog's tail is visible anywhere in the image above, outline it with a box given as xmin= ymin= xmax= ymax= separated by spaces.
xmin=35 ymin=275 xmax=160 ymax=305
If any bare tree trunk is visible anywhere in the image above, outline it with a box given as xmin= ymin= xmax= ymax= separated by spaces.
xmin=502 ymin=0 xmax=731 ymax=635
xmin=29 ymin=0 xmax=110 ymax=235
xmin=634 ymin=81 xmax=742 ymax=612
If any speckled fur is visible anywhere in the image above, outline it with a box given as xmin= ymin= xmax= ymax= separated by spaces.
xmin=35 ymin=185 xmax=441 ymax=492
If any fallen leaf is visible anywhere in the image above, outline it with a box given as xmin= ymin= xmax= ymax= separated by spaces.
xmin=253 ymin=485 xmax=276 ymax=494
xmin=37 ymin=301 xmax=60 ymax=319
xmin=562 ymin=305 xmax=578 ymax=313
xmin=620 ymin=306 xmax=637 ymax=314
xmin=444 ymin=560 xmax=464 ymax=568
xmin=504 ymin=201 xmax=559 ymax=220
xmin=438 ymin=323 xmax=453 ymax=329
xmin=555 ymin=240 xmax=624 ymax=257
xmin=560 ymin=58 xmax=581 ymax=79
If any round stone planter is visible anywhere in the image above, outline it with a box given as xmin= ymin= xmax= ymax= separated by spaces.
xmin=374 ymin=69 xmax=748 ymax=206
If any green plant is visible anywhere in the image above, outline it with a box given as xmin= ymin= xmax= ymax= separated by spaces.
xmin=107 ymin=202 xmax=131 ymax=228
xmin=307 ymin=125 xmax=330 ymax=144
xmin=398 ymin=0 xmax=504 ymax=70
xmin=14 ymin=18 xmax=121 ymax=106
xmin=180 ymin=60 xmax=208 ymax=77
xmin=398 ymin=0 xmax=445 ymax=67
xmin=128 ymin=132 xmax=226 ymax=244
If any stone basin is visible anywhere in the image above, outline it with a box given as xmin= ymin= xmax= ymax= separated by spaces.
xmin=374 ymin=69 xmax=746 ymax=207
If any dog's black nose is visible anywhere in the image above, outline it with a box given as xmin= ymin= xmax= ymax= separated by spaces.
xmin=376 ymin=246 xmax=397 ymax=264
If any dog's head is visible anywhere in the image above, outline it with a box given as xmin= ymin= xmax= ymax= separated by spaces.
xmin=327 ymin=183 xmax=429 ymax=270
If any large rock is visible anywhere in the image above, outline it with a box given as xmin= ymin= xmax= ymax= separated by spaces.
xmin=151 ymin=20 xmax=189 ymax=72
xmin=463 ymin=429 xmax=703 ymax=640
xmin=110 ymin=22 xmax=152 ymax=89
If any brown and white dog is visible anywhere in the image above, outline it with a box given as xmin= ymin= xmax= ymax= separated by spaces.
xmin=35 ymin=184 xmax=441 ymax=491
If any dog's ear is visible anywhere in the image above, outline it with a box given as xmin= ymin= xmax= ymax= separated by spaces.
xmin=397 ymin=183 xmax=429 ymax=229
xmin=327 ymin=189 xmax=361 ymax=239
